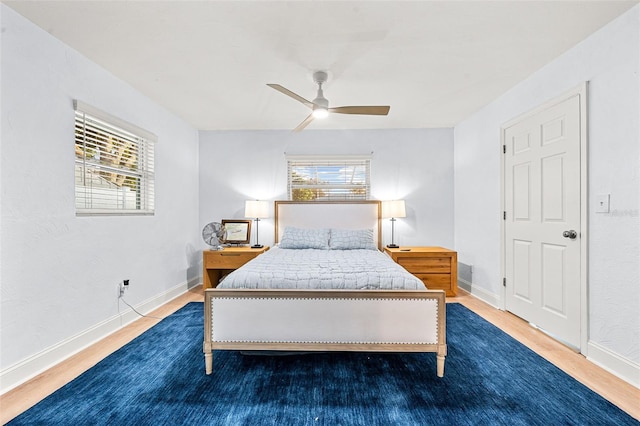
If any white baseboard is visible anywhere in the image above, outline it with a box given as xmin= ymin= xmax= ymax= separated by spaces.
xmin=587 ymin=341 xmax=640 ymax=389
xmin=457 ymin=279 xmax=501 ymax=309
xmin=0 ymin=278 xmax=200 ymax=395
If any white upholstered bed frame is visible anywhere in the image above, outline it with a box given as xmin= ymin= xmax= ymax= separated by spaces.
xmin=203 ymin=201 xmax=447 ymax=377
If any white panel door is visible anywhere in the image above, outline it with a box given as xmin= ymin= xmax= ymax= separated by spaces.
xmin=504 ymin=94 xmax=582 ymax=348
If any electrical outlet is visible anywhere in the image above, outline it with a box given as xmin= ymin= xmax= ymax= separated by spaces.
xmin=119 ymin=279 xmax=130 ymax=297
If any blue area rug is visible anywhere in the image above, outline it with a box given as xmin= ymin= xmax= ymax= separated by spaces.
xmin=9 ymin=303 xmax=637 ymax=425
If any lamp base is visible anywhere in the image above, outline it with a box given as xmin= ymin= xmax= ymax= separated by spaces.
xmin=251 ymin=244 xmax=264 ymax=249
xmin=386 ymin=244 xmax=400 ymax=248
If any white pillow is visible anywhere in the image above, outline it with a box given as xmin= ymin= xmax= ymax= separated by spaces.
xmin=329 ymin=228 xmax=377 ymax=250
xmin=279 ymin=227 xmax=330 ymax=249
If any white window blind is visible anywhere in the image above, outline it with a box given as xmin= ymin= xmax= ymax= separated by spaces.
xmin=287 ymin=155 xmax=371 ymax=201
xmin=74 ymin=101 xmax=155 ymax=215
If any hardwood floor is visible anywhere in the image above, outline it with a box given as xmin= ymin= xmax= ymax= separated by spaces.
xmin=454 ymin=291 xmax=640 ymax=421
xmin=1 ymin=287 xmax=638 ymax=423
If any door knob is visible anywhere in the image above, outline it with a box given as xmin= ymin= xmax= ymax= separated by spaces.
xmin=562 ymin=230 xmax=577 ymax=239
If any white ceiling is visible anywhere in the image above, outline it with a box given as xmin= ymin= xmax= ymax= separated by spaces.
xmin=4 ymin=0 xmax=638 ymax=131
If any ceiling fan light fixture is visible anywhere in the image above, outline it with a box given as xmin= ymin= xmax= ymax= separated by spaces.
xmin=312 ymin=85 xmax=329 ymax=119
xmin=312 ymin=107 xmax=329 ymax=119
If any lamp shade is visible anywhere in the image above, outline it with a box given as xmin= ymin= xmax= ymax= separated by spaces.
xmin=245 ymin=200 xmax=270 ymax=219
xmin=382 ymin=200 xmax=406 ymax=219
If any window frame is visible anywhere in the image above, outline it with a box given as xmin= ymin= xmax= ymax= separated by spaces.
xmin=286 ymin=154 xmax=372 ymax=202
xmin=74 ymin=100 xmax=156 ymax=216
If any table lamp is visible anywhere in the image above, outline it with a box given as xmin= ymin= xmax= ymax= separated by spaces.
xmin=245 ymin=200 xmax=269 ymax=249
xmin=382 ymin=200 xmax=406 ymax=248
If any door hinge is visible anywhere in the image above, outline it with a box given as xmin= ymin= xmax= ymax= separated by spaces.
xmin=503 ymin=144 xmax=506 ymax=154
xmin=503 ymin=211 xmax=506 ymax=220
xmin=503 ymin=277 xmax=506 ymax=287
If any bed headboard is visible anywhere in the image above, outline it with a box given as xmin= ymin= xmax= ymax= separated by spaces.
xmin=274 ymin=201 xmax=382 ymax=250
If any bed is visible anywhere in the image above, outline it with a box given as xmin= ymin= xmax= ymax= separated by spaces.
xmin=203 ymin=201 xmax=447 ymax=377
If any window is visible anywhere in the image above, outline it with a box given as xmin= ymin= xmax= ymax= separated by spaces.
xmin=74 ymin=101 xmax=155 ymax=215
xmin=287 ymin=155 xmax=371 ymax=201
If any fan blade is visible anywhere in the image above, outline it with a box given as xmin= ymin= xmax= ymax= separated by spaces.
xmin=293 ymin=114 xmax=314 ymax=132
xmin=267 ymin=84 xmax=314 ymax=109
xmin=328 ymin=105 xmax=390 ymax=115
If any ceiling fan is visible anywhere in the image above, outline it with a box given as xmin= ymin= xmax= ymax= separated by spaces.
xmin=267 ymin=71 xmax=390 ymax=132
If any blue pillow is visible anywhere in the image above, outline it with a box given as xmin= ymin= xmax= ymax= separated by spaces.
xmin=329 ymin=228 xmax=377 ymax=250
xmin=279 ymin=227 xmax=330 ymax=249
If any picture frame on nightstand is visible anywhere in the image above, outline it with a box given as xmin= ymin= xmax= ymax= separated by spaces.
xmin=221 ymin=219 xmax=251 ymax=245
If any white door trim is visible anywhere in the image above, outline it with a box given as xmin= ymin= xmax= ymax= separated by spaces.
xmin=500 ymin=82 xmax=589 ymax=354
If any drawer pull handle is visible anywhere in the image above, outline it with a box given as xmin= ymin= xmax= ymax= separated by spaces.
xmin=221 ymin=254 xmax=241 ymax=256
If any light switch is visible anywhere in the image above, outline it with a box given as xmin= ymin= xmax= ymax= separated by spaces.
xmin=595 ymin=194 xmax=610 ymax=213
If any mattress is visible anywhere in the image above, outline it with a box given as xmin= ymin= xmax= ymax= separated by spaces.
xmin=217 ymin=247 xmax=426 ymax=290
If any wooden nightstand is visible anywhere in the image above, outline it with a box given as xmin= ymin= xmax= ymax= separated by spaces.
xmin=384 ymin=246 xmax=458 ymax=296
xmin=203 ymin=246 xmax=269 ymax=289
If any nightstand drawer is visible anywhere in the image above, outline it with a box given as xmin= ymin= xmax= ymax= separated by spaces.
xmin=203 ymin=246 xmax=269 ymax=289
xmin=397 ymin=257 xmax=451 ymax=273
xmin=385 ymin=246 xmax=457 ymax=297
xmin=414 ymin=274 xmax=451 ymax=291
xmin=205 ymin=251 xmax=258 ymax=269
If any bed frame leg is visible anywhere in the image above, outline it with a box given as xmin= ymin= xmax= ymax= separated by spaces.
xmin=205 ymin=351 xmax=213 ymax=375
xmin=437 ymin=355 xmax=445 ymax=378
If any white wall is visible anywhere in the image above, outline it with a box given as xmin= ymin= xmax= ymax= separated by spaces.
xmin=199 ymin=129 xmax=454 ymax=249
xmin=0 ymin=5 xmax=201 ymax=391
xmin=454 ymin=5 xmax=640 ymax=383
